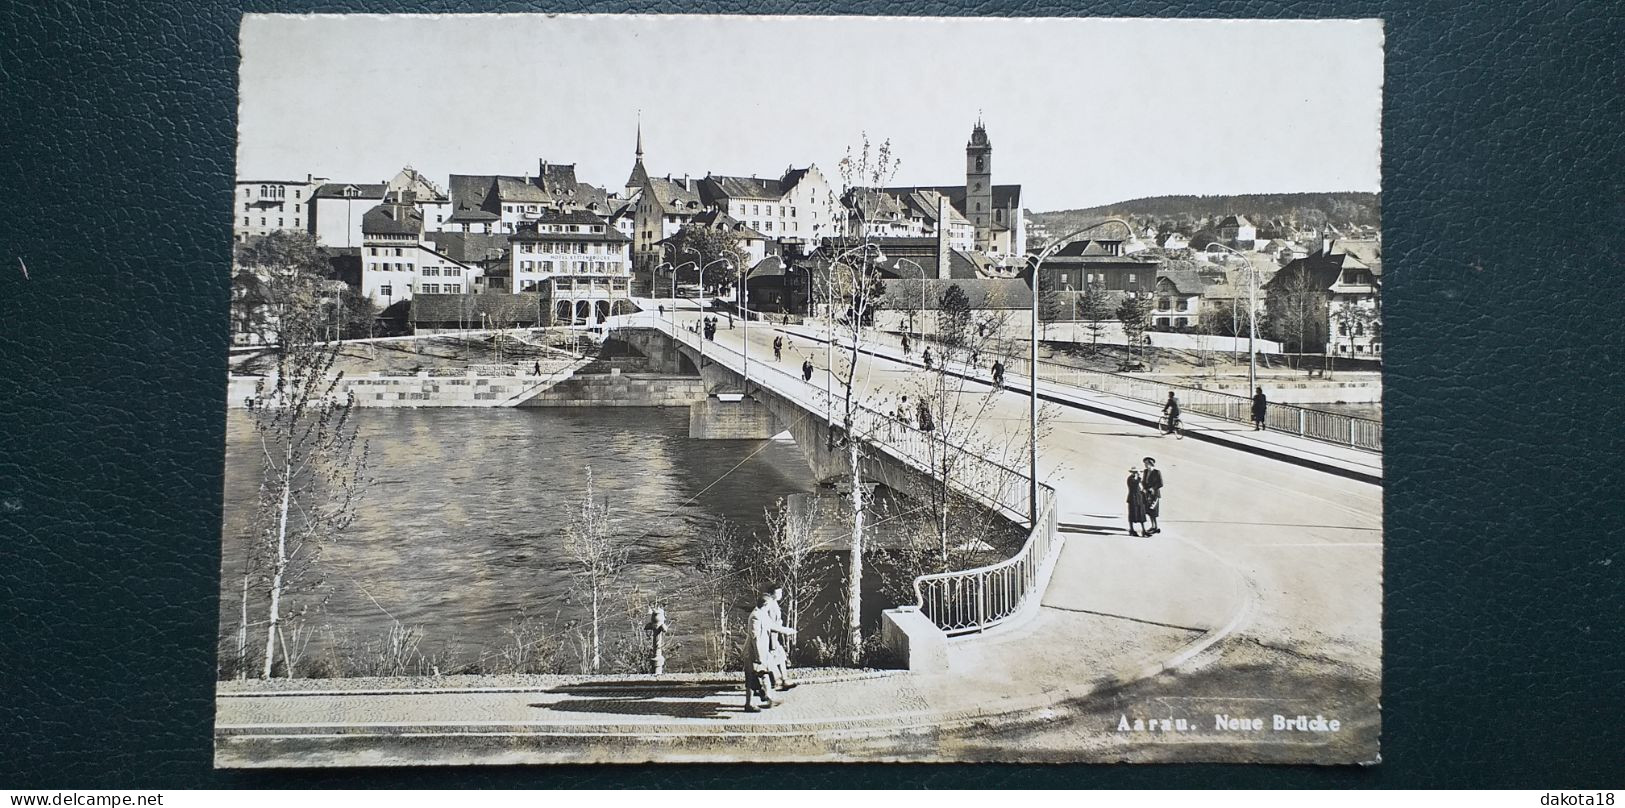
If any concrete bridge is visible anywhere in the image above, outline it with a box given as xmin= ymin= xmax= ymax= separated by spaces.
xmin=215 ymin=308 xmax=1383 ymax=766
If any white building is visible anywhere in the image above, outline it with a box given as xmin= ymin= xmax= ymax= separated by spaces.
xmin=311 ymin=183 xmax=387 ymax=248
xmin=234 ymin=176 xmax=321 ymax=242
xmin=358 ymin=202 xmax=480 ymax=308
xmin=507 ymin=210 xmax=633 ymax=325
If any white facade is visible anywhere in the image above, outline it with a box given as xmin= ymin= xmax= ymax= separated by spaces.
xmin=234 ymin=178 xmax=319 ymax=242
xmin=312 ymin=185 xmax=386 ymax=248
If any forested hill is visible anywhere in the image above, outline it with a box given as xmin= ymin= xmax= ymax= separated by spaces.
xmin=1033 ymin=192 xmax=1380 ymax=238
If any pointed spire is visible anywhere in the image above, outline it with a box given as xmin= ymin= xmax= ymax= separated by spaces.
xmin=635 ymin=111 xmax=644 ymax=159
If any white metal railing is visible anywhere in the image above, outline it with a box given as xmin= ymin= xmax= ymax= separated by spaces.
xmin=1029 ymin=360 xmax=1381 ymax=451
xmin=647 ymin=313 xmax=1063 ymax=635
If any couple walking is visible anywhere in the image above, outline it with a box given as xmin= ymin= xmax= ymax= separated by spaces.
xmin=743 ymin=584 xmax=797 ymax=712
xmin=1126 ymin=457 xmax=1165 ymax=537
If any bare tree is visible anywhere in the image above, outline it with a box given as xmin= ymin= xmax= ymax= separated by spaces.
xmin=240 ymin=236 xmax=370 ymax=680
xmin=761 ymin=495 xmax=827 ymax=643
xmin=821 ymin=132 xmax=900 ymax=664
xmin=562 ymin=466 xmax=625 ymax=674
xmin=695 ymin=519 xmax=740 ymax=670
xmin=1266 ymin=268 xmax=1328 ymax=371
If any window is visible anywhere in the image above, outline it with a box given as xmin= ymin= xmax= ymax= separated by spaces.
xmin=293 ymin=218 xmax=300 ymax=227
xmin=528 ymin=205 xmax=537 ymax=213
xmin=242 ymin=216 xmax=249 ymax=225
xmin=1177 ymin=299 xmax=1188 ymax=312
xmin=394 ymin=248 xmax=402 ymax=257
xmin=422 ymin=284 xmax=440 ymax=294
xmin=752 ymin=205 xmax=759 ymax=215
xmin=1128 ymin=273 xmax=1137 ymax=284
xmin=445 ymin=284 xmax=460 ymax=293
xmin=423 ymin=267 xmax=440 ymax=276
xmin=243 ymin=203 xmax=249 ymax=211
xmin=1158 ymin=297 xmax=1171 ymax=311
xmin=380 ymin=284 xmax=392 ymax=296
xmin=542 ymin=261 xmax=552 ymax=272
xmin=294 ymin=190 xmax=300 ymax=199
xmin=522 ymin=261 xmax=532 ymax=270
xmin=1156 ymin=318 xmax=1169 ymax=328
xmin=277 ymin=218 xmax=283 ymax=227
xmin=259 ymin=218 xmax=265 ymax=226
xmin=1176 ymin=317 xmax=1187 ymax=328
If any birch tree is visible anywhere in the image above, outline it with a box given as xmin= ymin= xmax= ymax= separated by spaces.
xmin=240 ymin=234 xmax=370 ymax=680
xmin=563 ymin=466 xmax=625 ymax=674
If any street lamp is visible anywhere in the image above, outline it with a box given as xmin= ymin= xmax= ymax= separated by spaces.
xmin=1205 ymin=242 xmax=1258 ymax=393
xmin=889 ymin=257 xmax=926 ymax=335
xmin=1023 ymin=218 xmax=1134 ymax=526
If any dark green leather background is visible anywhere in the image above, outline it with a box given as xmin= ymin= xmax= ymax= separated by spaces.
xmin=2 ymin=0 xmax=1621 ymax=788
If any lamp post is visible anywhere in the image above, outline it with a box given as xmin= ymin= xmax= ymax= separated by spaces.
xmin=890 ymin=257 xmax=926 ymax=336
xmin=1205 ymin=242 xmax=1258 ymax=393
xmin=1023 ymin=218 xmax=1135 ymax=526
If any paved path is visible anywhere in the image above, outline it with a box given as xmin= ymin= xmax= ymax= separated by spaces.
xmin=216 ymin=311 xmax=1381 ymax=765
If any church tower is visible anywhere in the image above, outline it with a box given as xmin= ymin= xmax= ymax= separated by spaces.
xmin=625 ymin=118 xmax=650 ymax=199
xmin=966 ymin=118 xmax=994 ymax=252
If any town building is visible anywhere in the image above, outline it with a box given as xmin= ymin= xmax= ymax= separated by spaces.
xmin=234 ymin=176 xmax=321 ymax=242
xmin=880 ymin=120 xmax=1026 ymax=261
xmin=1217 ymin=215 xmax=1259 ymax=250
xmin=698 ymin=166 xmax=838 ymax=251
xmin=1265 ymin=238 xmax=1382 ymax=357
xmin=355 ymin=202 xmax=480 ymax=308
xmin=311 ymin=182 xmax=388 ymax=248
xmin=443 ymin=162 xmax=611 ymax=235
xmin=1034 ymin=238 xmax=1162 ymax=296
xmin=507 ymin=210 xmax=634 ymax=325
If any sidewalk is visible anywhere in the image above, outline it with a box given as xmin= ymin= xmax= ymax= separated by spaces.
xmin=215 ymin=523 xmax=1248 ymax=766
xmin=770 ymin=323 xmax=1381 ymax=484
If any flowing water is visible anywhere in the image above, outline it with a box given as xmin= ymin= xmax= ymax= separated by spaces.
xmin=218 ymin=407 xmax=978 ymax=677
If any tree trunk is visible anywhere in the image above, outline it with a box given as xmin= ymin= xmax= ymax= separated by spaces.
xmin=237 ymin=570 xmax=250 ymax=680
xmin=847 ymin=434 xmax=864 ymax=665
xmin=262 ymin=460 xmax=292 ymax=680
xmin=589 ymin=582 xmax=601 ymax=674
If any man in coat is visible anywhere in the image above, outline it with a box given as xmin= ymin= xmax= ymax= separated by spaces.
xmin=1252 ymin=387 xmax=1268 ymax=431
xmin=742 ymin=593 xmax=797 ymax=712
xmin=765 ymin=584 xmax=795 ymax=690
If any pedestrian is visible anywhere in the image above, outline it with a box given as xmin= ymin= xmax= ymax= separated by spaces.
xmin=658 ymin=304 xmax=666 ymax=317
xmin=895 ymin=395 xmax=913 ymax=428
xmin=1252 ymin=387 xmax=1268 ymax=431
xmin=901 ymin=333 xmax=912 ymax=356
xmin=773 ymin=335 xmax=783 ymax=361
xmin=922 ymin=347 xmax=934 ymax=369
xmin=917 ymin=398 xmax=935 ymax=432
xmin=1162 ymin=391 xmax=1182 ymax=438
xmin=742 ymin=594 xmax=779 ymax=712
xmin=802 ymin=358 xmax=814 ymax=382
xmin=992 ymin=359 xmax=1005 ymax=389
xmin=1142 ymin=457 xmax=1164 ymax=535
xmin=532 ymin=360 xmax=541 ymax=376
xmin=765 ymin=585 xmax=796 ymax=690
xmin=1126 ymin=468 xmax=1148 ymax=537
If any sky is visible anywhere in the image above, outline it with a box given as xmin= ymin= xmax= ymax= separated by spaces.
xmin=238 ymin=15 xmax=1383 ymax=212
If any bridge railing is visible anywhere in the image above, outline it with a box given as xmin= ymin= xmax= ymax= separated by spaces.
xmin=1028 ymin=359 xmax=1381 ymax=451
xmin=648 ymin=313 xmax=1063 ymax=636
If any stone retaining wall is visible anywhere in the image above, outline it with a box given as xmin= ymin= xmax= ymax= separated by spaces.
xmin=520 ymin=371 xmax=707 ymax=408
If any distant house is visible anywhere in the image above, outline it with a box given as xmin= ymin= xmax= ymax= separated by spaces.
xmin=310 ymin=182 xmax=387 ymax=249
xmin=1035 ymin=238 xmax=1162 ymax=296
xmin=444 ymin=162 xmax=611 ymax=236
xmin=1151 ymin=268 xmax=1208 ymax=331
xmin=1265 ymin=238 xmax=1382 ymax=357
xmin=507 ymin=210 xmax=634 ymax=326
xmin=1217 ymin=215 xmax=1258 ymax=250
xmin=354 ymin=202 xmax=481 ymax=308
xmin=1161 ymin=232 xmax=1189 ymax=250
xmin=234 ymin=176 xmax=322 ymax=243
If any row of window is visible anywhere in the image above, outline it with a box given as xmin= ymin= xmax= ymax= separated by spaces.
xmin=517 ymin=242 xmax=619 ymax=255
xmin=734 ymin=203 xmax=798 ymax=218
xmin=1156 ymin=297 xmax=1191 ymax=312
xmin=420 ymin=267 xmax=463 ymax=277
xmin=377 ymin=283 xmax=462 ymax=296
xmin=245 ymin=185 xmax=300 ymax=200
xmin=241 ymin=217 xmax=300 ymax=228
xmin=244 ymin=202 xmax=292 ymax=212
xmin=519 ymin=260 xmax=621 ymax=273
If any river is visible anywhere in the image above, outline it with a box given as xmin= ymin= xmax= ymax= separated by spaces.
xmin=219 ymin=408 xmax=850 ymax=677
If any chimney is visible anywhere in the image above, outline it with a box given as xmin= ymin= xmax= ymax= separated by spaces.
xmin=937 ymin=195 xmax=952 ymax=280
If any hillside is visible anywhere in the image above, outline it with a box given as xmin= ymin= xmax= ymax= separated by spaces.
xmin=1032 ymin=192 xmax=1380 ymax=244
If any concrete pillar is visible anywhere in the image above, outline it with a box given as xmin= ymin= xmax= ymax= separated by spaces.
xmin=689 ymin=395 xmax=780 ymax=439
xmin=880 ymin=606 xmax=949 ymax=673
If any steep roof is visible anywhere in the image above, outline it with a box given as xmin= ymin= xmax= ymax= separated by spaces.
xmin=361 ymin=203 xmax=422 ymax=236
xmin=424 ymin=232 xmax=509 ymax=264
xmin=881 ymin=183 xmax=1023 ymax=212
xmin=1219 ymin=214 xmax=1255 ymax=229
xmin=313 ymin=183 xmax=387 ymax=200
xmin=647 ymin=177 xmax=703 ymax=215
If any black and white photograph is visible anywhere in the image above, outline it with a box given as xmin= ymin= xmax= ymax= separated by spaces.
xmin=215 ymin=13 xmax=1385 ymax=767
